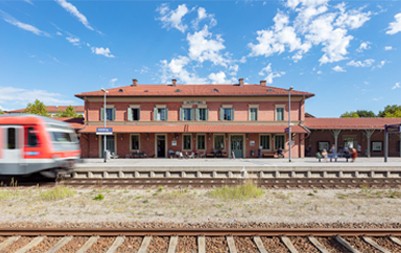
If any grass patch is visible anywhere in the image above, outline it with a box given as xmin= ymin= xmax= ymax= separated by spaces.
xmin=0 ymin=190 xmax=18 ymax=200
xmin=40 ymin=186 xmax=76 ymax=201
xmin=93 ymin=193 xmax=105 ymax=201
xmin=208 ymin=182 xmax=263 ymax=201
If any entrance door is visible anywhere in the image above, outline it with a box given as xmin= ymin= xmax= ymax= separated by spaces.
xmin=231 ymin=135 xmax=244 ymax=158
xmin=0 ymin=126 xmax=23 ymax=163
xmin=101 ymin=135 xmax=115 ymax=157
xmin=156 ymin=135 xmax=166 ymax=158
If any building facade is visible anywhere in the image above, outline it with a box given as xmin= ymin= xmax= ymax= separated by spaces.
xmin=76 ymin=79 xmax=314 ymax=159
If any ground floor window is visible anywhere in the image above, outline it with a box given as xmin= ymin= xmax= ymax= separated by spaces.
xmin=183 ymin=135 xmax=192 ymax=150
xmin=260 ymin=135 xmax=270 ymax=150
xmin=214 ymin=135 xmax=225 ymax=150
xmin=274 ymin=135 xmax=285 ymax=150
xmin=197 ymin=135 xmax=206 ymax=150
xmin=131 ymin=135 xmax=139 ymax=150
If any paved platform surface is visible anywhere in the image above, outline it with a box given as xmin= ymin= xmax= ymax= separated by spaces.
xmin=76 ymin=157 xmax=401 ymax=171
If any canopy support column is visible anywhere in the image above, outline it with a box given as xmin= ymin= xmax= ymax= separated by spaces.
xmin=364 ymin=130 xmax=375 ymax=158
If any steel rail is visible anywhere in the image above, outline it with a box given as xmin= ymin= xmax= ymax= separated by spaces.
xmin=0 ymin=228 xmax=401 ymax=237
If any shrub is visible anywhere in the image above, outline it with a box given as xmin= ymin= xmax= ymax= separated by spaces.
xmin=93 ymin=193 xmax=105 ymax=201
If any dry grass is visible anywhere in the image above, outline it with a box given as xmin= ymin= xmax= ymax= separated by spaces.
xmin=40 ymin=186 xmax=76 ymax=201
xmin=208 ymin=182 xmax=264 ymax=201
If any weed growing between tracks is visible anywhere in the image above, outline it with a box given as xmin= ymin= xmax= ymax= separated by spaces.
xmin=208 ymin=181 xmax=264 ymax=201
xmin=39 ymin=186 xmax=76 ymax=201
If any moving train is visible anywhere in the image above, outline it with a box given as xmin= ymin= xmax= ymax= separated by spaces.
xmin=0 ymin=114 xmax=80 ymax=178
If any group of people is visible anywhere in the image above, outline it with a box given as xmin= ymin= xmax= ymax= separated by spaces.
xmin=317 ymin=144 xmax=358 ymax=162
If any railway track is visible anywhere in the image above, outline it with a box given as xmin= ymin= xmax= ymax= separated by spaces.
xmin=1 ymin=228 xmax=401 ymax=252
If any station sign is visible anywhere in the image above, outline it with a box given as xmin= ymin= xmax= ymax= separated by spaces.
xmin=385 ymin=124 xmax=401 ymax=133
xmin=96 ymin=127 xmax=113 ymax=135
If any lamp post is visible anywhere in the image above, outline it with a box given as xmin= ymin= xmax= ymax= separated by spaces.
xmin=288 ymin=86 xmax=293 ymax=163
xmin=101 ymin=88 xmax=108 ymax=163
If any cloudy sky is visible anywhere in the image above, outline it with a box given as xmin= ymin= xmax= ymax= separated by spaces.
xmin=1 ymin=0 xmax=400 ymax=117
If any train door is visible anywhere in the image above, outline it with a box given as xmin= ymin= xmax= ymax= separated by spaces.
xmin=0 ymin=126 xmax=23 ymax=163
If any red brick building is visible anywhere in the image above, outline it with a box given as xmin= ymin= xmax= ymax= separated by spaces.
xmin=76 ymin=79 xmax=313 ymax=158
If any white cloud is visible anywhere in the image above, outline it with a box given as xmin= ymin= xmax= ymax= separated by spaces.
xmin=357 ymin=41 xmax=370 ymax=52
xmin=332 ymin=65 xmax=346 ymax=72
xmin=258 ymin=63 xmax=285 ymax=84
xmin=193 ymin=7 xmax=217 ymax=29
xmin=91 ymin=47 xmax=115 ymax=58
xmin=249 ymin=1 xmax=371 ymax=65
xmin=161 ymin=56 xmax=206 ymax=84
xmin=392 ymin=82 xmax=400 ymax=90
xmin=347 ymin=59 xmax=374 ymax=67
xmin=386 ymin=13 xmax=401 ymax=35
xmin=66 ymin=36 xmax=80 ymax=46
xmin=56 ymin=0 xmax=94 ymax=31
xmin=187 ymin=25 xmax=228 ymax=66
xmin=1 ymin=11 xmax=49 ymax=36
xmin=208 ymin=71 xmax=229 ymax=84
xmin=384 ymin=46 xmax=393 ymax=51
xmin=157 ymin=4 xmax=189 ymax=33
xmin=0 ymin=86 xmax=75 ymax=111
xmin=109 ymin=78 xmax=118 ymax=87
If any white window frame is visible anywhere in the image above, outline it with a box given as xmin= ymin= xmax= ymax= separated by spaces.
xmin=197 ymin=134 xmax=206 ymax=150
xmin=274 ymin=135 xmax=285 ymax=150
xmin=275 ymin=105 xmax=285 ymax=121
xmin=220 ymin=105 xmax=234 ymax=121
xmin=154 ymin=105 xmax=168 ymax=121
xmin=259 ymin=134 xmax=271 ymax=151
xmin=249 ymin=105 xmax=259 ymax=121
xmin=101 ymin=105 xmax=115 ymax=121
xmin=128 ymin=105 xmax=140 ymax=121
xmin=130 ymin=134 xmax=140 ymax=151
xmin=183 ymin=134 xmax=192 ymax=151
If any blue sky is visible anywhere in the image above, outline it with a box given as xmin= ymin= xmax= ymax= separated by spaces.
xmin=1 ymin=0 xmax=401 ymax=117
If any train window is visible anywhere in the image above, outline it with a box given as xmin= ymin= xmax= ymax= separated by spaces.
xmin=7 ymin=128 xmax=16 ymax=150
xmin=27 ymin=127 xmax=39 ymax=147
xmin=51 ymin=132 xmax=72 ymax=142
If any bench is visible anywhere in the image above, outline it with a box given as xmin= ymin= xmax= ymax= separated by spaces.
xmin=316 ymin=153 xmax=350 ymax=162
xmin=262 ymin=151 xmax=275 ymax=158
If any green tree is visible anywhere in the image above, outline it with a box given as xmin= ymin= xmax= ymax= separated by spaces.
xmin=378 ymin=105 xmax=401 ymax=118
xmin=0 ymin=109 xmax=4 ymax=115
xmin=56 ymin=105 xmax=82 ymax=118
xmin=340 ymin=110 xmax=376 ymax=118
xmin=24 ymin=99 xmax=49 ymax=117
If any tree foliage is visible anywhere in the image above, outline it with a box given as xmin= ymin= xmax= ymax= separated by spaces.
xmin=340 ymin=110 xmax=376 ymax=118
xmin=24 ymin=99 xmax=49 ymax=117
xmin=0 ymin=109 xmax=3 ymax=115
xmin=56 ymin=105 xmax=82 ymax=118
xmin=378 ymin=105 xmax=401 ymax=118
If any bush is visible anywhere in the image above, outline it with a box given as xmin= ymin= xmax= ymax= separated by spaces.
xmin=93 ymin=193 xmax=105 ymax=201
xmin=209 ymin=182 xmax=263 ymax=200
xmin=40 ymin=186 xmax=76 ymax=201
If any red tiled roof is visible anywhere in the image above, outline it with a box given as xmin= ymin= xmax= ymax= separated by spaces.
xmin=305 ymin=118 xmax=401 ymax=130
xmin=75 ymin=84 xmax=314 ymax=98
xmin=6 ymin=105 xmax=84 ymax=113
xmin=79 ymin=124 xmax=307 ymax=134
xmin=56 ymin=117 xmax=85 ymax=130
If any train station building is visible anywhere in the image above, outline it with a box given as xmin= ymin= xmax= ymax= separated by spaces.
xmin=75 ymin=79 xmax=401 ymax=159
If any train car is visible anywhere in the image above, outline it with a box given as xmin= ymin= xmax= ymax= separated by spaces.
xmin=0 ymin=114 xmax=80 ymax=178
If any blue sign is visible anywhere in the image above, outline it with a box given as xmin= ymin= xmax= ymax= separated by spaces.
xmin=96 ymin=127 xmax=113 ymax=135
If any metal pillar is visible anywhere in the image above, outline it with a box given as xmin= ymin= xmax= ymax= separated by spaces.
xmin=384 ymin=125 xmax=388 ymax=163
xmin=288 ymin=86 xmax=293 ymax=163
xmin=332 ymin=130 xmax=341 ymax=152
xmin=365 ymin=130 xmax=374 ymax=158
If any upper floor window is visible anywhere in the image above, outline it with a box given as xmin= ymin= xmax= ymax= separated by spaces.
xmin=128 ymin=107 xmax=140 ymax=121
xmin=101 ymin=107 xmax=115 ymax=121
xmin=154 ymin=107 xmax=168 ymax=121
xmin=220 ymin=107 xmax=234 ymax=121
xmin=249 ymin=107 xmax=258 ymax=121
xmin=197 ymin=108 xmax=208 ymax=121
xmin=275 ymin=106 xmax=284 ymax=121
xmin=180 ymin=108 xmax=193 ymax=121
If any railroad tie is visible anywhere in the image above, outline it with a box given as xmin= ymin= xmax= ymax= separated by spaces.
xmin=335 ymin=236 xmax=361 ymax=253
xmin=76 ymin=236 xmax=99 ymax=253
xmin=0 ymin=236 xmax=20 ymax=251
xmin=308 ymin=236 xmax=330 ymax=253
xmin=198 ymin=236 xmax=206 ymax=253
xmin=390 ymin=236 xmax=401 ymax=247
xmin=137 ymin=236 xmax=152 ymax=253
xmin=281 ymin=236 xmax=298 ymax=253
xmin=226 ymin=236 xmax=238 ymax=253
xmin=167 ymin=236 xmax=178 ymax=253
xmin=106 ymin=236 xmax=125 ymax=253
xmin=253 ymin=236 xmax=269 ymax=253
xmin=363 ymin=237 xmax=391 ymax=253
xmin=15 ymin=236 xmax=45 ymax=253
xmin=46 ymin=236 xmax=73 ymax=253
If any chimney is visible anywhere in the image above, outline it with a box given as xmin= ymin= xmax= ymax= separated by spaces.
xmin=132 ymin=79 xmax=138 ymax=86
xmin=260 ymin=80 xmax=267 ymax=86
xmin=239 ymin=78 xmax=244 ymax=86
xmin=172 ymin=79 xmax=177 ymax=86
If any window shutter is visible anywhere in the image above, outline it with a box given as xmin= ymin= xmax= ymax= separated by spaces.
xmin=180 ymin=108 xmax=183 ymax=121
xmin=100 ymin=108 xmax=104 ymax=121
xmin=112 ymin=108 xmax=116 ymax=121
xmin=219 ymin=108 xmax=224 ymax=120
xmin=165 ymin=108 xmax=168 ymax=121
xmin=231 ymin=108 xmax=235 ymax=121
xmin=191 ymin=109 xmax=195 ymax=121
xmin=128 ymin=108 xmax=133 ymax=121
xmin=248 ymin=109 xmax=251 ymax=121
xmin=195 ymin=108 xmax=200 ymax=121
xmin=206 ymin=109 xmax=209 ymax=121
xmin=153 ymin=108 xmax=157 ymax=120
xmin=138 ymin=109 xmax=140 ymax=121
